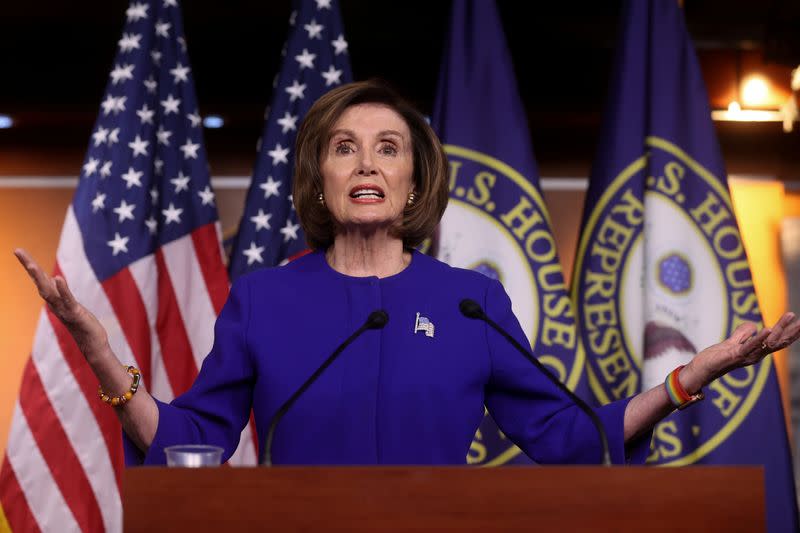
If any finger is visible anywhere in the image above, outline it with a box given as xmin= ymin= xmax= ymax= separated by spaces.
xmin=730 ymin=321 xmax=758 ymax=345
xmin=54 ymin=276 xmax=77 ymax=308
xmin=764 ymin=313 xmax=795 ymax=349
xmin=775 ymin=316 xmax=800 ymax=349
xmin=14 ymin=248 xmax=56 ymax=299
xmin=739 ymin=327 xmax=771 ymax=356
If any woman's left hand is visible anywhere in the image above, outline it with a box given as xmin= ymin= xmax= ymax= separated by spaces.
xmin=680 ymin=313 xmax=800 ymax=394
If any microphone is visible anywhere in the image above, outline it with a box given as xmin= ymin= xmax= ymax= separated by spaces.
xmin=459 ymin=299 xmax=612 ymax=466
xmin=261 ymin=309 xmax=389 ymax=466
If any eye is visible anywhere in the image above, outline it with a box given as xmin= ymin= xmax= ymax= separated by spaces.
xmin=378 ymin=143 xmax=398 ymax=156
xmin=334 ymin=142 xmax=354 ymax=155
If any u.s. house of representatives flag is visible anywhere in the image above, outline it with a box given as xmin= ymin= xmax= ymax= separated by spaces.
xmin=228 ymin=0 xmax=352 ymax=279
xmin=0 ymin=2 xmax=255 ymax=531
xmin=572 ymin=1 xmax=797 ymax=531
xmin=432 ymin=0 xmax=587 ymax=466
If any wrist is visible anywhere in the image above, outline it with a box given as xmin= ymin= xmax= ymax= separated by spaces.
xmin=678 ymin=360 xmax=706 ymax=396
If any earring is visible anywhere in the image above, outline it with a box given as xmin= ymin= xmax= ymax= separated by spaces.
xmin=407 ymin=192 xmax=417 ymax=206
xmin=317 ymin=192 xmax=325 ymax=206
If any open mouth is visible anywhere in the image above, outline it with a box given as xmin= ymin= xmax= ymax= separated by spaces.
xmin=349 ymin=185 xmax=385 ymax=200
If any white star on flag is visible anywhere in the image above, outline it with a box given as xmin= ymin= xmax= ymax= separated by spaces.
xmin=250 ymin=209 xmax=272 ymax=231
xmin=113 ymin=199 xmax=136 ymax=223
xmin=92 ymin=127 xmax=109 ymax=147
xmin=154 ymin=158 xmax=164 ymax=175
xmin=243 ymin=242 xmax=265 ymax=265
xmin=126 ymin=2 xmax=148 ymax=22
xmin=197 ymin=185 xmax=215 ymax=206
xmin=150 ymin=50 xmax=162 ymax=66
xmin=155 ymin=20 xmax=171 ymax=38
xmin=321 ymin=65 xmax=343 ymax=86
xmin=144 ymin=216 xmax=158 ymax=234
xmin=162 ymin=202 xmax=184 ymax=224
xmin=108 ymin=128 xmax=120 ymax=146
xmin=277 ymin=112 xmax=298 ymax=133
xmin=156 ymin=125 xmax=172 ymax=146
xmin=187 ymin=112 xmax=202 ymax=127
xmin=316 ymin=0 xmax=332 ymax=9
xmin=285 ymin=80 xmax=307 ymax=102
xmin=83 ymin=157 xmax=99 ymax=177
xmin=121 ymin=167 xmax=144 ymax=189
xmin=260 ymin=176 xmax=281 ymax=198
xmin=101 ymin=95 xmax=127 ymax=115
xmin=170 ymin=62 xmax=190 ymax=84
xmin=128 ymin=135 xmax=149 ymax=157
xmin=161 ymin=94 xmax=181 ymax=114
xmin=280 ymin=220 xmax=301 ymax=242
xmin=107 ymin=232 xmax=130 ymax=256
xmin=164 ymin=0 xmax=178 ymax=7
xmin=110 ymin=64 xmax=135 ymax=85
xmin=267 ymin=144 xmax=290 ymax=165
xmin=304 ymin=19 xmax=324 ymax=39
xmin=118 ymin=33 xmax=142 ymax=53
xmin=100 ymin=160 xmax=113 ymax=178
xmin=150 ymin=187 xmax=159 ymax=203
xmin=170 ymin=171 xmax=191 ymax=193
xmin=91 ymin=192 xmax=106 ymax=213
xmin=136 ymin=104 xmax=155 ymax=124
xmin=144 ymin=76 xmax=158 ymax=93
xmin=331 ymin=34 xmax=348 ymax=55
xmin=295 ymin=48 xmax=316 ymax=70
xmin=180 ymin=139 xmax=200 ymax=159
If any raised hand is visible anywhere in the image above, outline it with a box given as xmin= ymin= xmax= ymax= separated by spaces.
xmin=14 ymin=248 xmax=109 ymax=357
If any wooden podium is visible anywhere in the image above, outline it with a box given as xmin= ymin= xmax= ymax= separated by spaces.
xmin=123 ymin=466 xmax=764 ymax=531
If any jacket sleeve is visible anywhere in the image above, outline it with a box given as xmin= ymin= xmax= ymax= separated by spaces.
xmin=483 ymin=278 xmax=650 ymax=465
xmin=124 ymin=275 xmax=256 ymax=466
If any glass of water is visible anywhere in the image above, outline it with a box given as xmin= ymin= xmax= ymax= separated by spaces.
xmin=164 ymin=444 xmax=224 ymax=467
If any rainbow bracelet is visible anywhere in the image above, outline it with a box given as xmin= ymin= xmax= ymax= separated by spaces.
xmin=664 ymin=365 xmax=704 ymax=410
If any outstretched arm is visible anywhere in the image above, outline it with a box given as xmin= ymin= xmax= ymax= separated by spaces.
xmin=623 ymin=313 xmax=800 ymax=443
xmin=15 ymin=248 xmax=159 ymax=452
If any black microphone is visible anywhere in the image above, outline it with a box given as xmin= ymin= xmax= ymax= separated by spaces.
xmin=459 ymin=298 xmax=612 ymax=466
xmin=261 ymin=309 xmax=389 ymax=466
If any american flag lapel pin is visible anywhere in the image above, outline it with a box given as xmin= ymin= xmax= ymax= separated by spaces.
xmin=414 ymin=312 xmax=435 ymax=338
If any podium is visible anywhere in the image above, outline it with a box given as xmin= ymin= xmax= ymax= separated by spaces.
xmin=123 ymin=466 xmax=764 ymax=531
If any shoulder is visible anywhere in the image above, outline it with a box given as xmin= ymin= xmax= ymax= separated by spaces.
xmin=231 ymin=249 xmax=326 ymax=293
xmin=410 ymin=251 xmax=497 ymax=293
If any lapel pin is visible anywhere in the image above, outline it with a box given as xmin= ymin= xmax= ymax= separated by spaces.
xmin=414 ymin=312 xmax=435 ymax=338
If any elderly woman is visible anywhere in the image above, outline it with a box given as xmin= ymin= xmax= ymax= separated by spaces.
xmin=16 ymin=80 xmax=800 ymax=465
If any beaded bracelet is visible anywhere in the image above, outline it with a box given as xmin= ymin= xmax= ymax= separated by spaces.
xmin=98 ymin=365 xmax=141 ymax=407
xmin=664 ymin=365 xmax=704 ymax=410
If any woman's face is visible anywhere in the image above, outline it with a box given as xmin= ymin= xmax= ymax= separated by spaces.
xmin=319 ymin=103 xmax=414 ymax=234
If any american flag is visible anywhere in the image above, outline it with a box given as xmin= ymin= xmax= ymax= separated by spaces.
xmin=0 ymin=1 xmax=256 ymax=531
xmin=228 ymin=0 xmax=352 ymax=279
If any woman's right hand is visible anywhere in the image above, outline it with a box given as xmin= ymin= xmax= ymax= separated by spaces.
xmin=15 ymin=248 xmax=109 ymax=359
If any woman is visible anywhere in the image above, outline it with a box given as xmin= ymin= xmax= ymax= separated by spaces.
xmin=15 ymin=80 xmax=800 ymax=465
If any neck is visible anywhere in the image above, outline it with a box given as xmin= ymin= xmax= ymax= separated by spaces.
xmin=327 ymin=231 xmax=410 ymax=278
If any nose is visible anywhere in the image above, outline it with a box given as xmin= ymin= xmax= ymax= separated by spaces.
xmin=356 ymin=150 xmax=377 ymax=176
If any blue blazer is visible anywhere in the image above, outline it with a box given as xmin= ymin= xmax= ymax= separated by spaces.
xmin=125 ymin=250 xmax=648 ymax=465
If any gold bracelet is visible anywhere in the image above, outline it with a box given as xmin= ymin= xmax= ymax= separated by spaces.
xmin=98 ymin=365 xmax=141 ymax=407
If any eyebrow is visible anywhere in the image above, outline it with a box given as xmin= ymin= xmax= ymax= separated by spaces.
xmin=329 ymin=129 xmax=406 ymax=140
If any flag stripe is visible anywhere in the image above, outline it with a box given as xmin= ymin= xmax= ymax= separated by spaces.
xmin=192 ymin=223 xmax=230 ymax=315
xmin=6 ymin=402 xmax=79 ymax=531
xmin=102 ymin=267 xmax=153 ymax=390
xmin=18 ymin=359 xmax=104 ymax=533
xmin=128 ymin=256 xmax=174 ymax=402
xmin=0 ymin=454 xmax=41 ymax=533
xmin=31 ymin=312 xmax=121 ymax=533
xmin=154 ymin=249 xmax=198 ymax=396
xmin=161 ymin=234 xmax=218 ymax=371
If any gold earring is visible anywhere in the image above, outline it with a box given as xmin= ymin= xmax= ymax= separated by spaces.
xmin=407 ymin=192 xmax=416 ymax=206
xmin=317 ymin=192 xmax=325 ymax=206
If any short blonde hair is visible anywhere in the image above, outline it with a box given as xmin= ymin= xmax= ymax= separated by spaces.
xmin=293 ymin=80 xmax=449 ymax=250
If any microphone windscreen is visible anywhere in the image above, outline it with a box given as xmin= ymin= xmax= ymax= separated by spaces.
xmin=366 ymin=310 xmax=389 ymax=329
xmin=459 ymin=299 xmax=484 ymax=319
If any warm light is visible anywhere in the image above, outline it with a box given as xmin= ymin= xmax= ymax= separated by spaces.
xmin=741 ymin=76 xmax=769 ymax=106
xmin=727 ymin=101 xmax=741 ymax=113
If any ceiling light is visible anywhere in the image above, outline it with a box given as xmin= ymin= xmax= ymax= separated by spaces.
xmin=203 ymin=115 xmax=224 ymax=128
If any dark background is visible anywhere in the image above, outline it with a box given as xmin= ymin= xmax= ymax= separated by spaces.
xmin=1 ymin=0 xmax=800 ymax=178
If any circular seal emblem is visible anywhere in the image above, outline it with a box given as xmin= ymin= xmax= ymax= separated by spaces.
xmin=572 ymin=136 xmax=769 ymax=466
xmin=436 ymin=145 xmax=584 ymax=466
